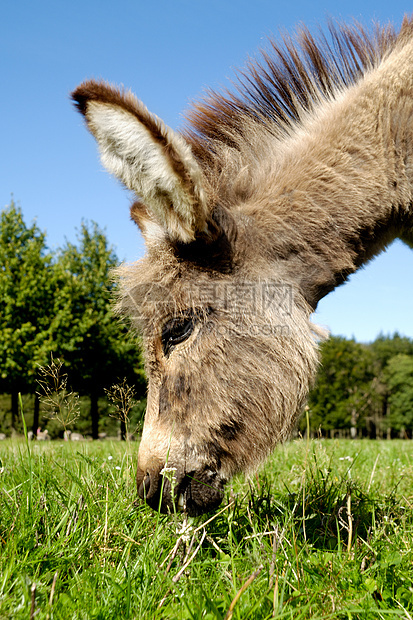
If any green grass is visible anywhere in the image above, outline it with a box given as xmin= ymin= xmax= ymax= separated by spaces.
xmin=0 ymin=438 xmax=412 ymax=619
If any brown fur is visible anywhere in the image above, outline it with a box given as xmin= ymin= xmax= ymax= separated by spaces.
xmin=72 ymin=17 xmax=413 ymax=515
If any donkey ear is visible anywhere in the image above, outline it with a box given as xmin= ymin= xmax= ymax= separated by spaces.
xmin=130 ymin=201 xmax=165 ymax=244
xmin=71 ymin=80 xmax=209 ymax=243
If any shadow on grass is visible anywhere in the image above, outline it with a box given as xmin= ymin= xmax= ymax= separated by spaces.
xmin=206 ymin=454 xmax=403 ymax=555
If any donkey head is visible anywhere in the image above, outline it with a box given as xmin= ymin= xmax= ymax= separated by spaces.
xmin=72 ymin=81 xmax=320 ymax=515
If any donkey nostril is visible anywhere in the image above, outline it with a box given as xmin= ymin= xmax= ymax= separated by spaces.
xmin=138 ymin=471 xmax=151 ymax=499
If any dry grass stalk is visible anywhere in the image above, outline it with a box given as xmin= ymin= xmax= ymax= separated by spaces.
xmin=37 ymin=357 xmax=80 ymax=432
xmin=224 ymin=564 xmax=263 ymax=620
xmin=105 ymin=378 xmax=137 ymax=440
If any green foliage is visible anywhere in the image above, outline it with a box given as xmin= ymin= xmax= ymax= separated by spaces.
xmin=306 ymin=337 xmax=379 ymax=433
xmin=385 ymin=354 xmax=413 ymax=433
xmin=0 ymin=438 xmax=412 ymax=619
xmin=370 ymin=332 xmax=413 ymax=366
xmin=0 ymin=202 xmax=145 ymax=436
xmin=0 ymin=201 xmax=54 ymax=391
xmin=52 ymin=220 xmax=119 ymax=362
xmin=306 ymin=334 xmax=413 ymax=437
xmin=51 ymin=221 xmax=145 ymax=437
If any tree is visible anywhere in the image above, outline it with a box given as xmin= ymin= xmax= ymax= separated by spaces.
xmin=384 ymin=354 xmax=413 ymax=436
xmin=306 ymin=336 xmax=379 ymax=436
xmin=0 ymin=205 xmax=146 ymax=437
xmin=368 ymin=334 xmax=413 ymax=437
xmin=0 ymin=202 xmax=54 ymax=430
xmin=52 ymin=221 xmax=145 ymax=438
xmin=370 ymin=333 xmax=413 ymax=367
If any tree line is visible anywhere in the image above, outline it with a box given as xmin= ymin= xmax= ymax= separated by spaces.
xmin=0 ymin=202 xmax=412 ymax=440
xmin=304 ymin=333 xmax=413 ymax=438
xmin=0 ymin=201 xmax=145 ymax=438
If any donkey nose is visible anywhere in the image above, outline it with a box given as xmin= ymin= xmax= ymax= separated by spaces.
xmin=136 ymin=460 xmax=226 ymax=516
xmin=137 ymin=462 xmax=164 ymax=508
xmin=137 ymin=471 xmax=152 ymax=500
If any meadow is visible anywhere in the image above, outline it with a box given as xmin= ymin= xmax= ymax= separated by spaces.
xmin=0 ymin=436 xmax=412 ymax=619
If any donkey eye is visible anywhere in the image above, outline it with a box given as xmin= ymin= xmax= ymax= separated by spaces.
xmin=162 ymin=313 xmax=195 ymax=357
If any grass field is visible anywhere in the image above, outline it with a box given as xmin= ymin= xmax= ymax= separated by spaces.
xmin=0 ymin=436 xmax=412 ymax=619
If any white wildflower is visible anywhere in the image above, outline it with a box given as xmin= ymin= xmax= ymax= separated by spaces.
xmin=176 ymin=517 xmax=193 ymax=542
xmin=160 ymin=466 xmax=177 ymax=476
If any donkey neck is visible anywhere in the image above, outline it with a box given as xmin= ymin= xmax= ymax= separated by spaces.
xmin=271 ymin=201 xmax=408 ymax=310
xmin=259 ymin=160 xmax=412 ymax=309
xmin=244 ymin=57 xmax=413 ymax=309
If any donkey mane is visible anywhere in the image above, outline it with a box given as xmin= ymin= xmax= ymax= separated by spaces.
xmin=184 ymin=19 xmax=409 ymax=175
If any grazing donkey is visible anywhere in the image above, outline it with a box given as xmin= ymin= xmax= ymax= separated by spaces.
xmin=72 ymin=18 xmax=413 ymax=516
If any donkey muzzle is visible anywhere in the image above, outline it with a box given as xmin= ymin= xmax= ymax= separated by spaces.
xmin=136 ymin=461 xmax=225 ymax=516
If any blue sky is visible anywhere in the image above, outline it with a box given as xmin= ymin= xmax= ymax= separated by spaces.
xmin=2 ymin=0 xmax=412 ymax=342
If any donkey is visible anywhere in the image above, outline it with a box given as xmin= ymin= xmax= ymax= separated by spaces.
xmin=72 ymin=17 xmax=413 ymax=516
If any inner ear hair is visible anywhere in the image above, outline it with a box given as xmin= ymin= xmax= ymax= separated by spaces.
xmin=130 ymin=201 xmax=165 ymax=243
xmin=130 ymin=201 xmax=151 ymax=232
